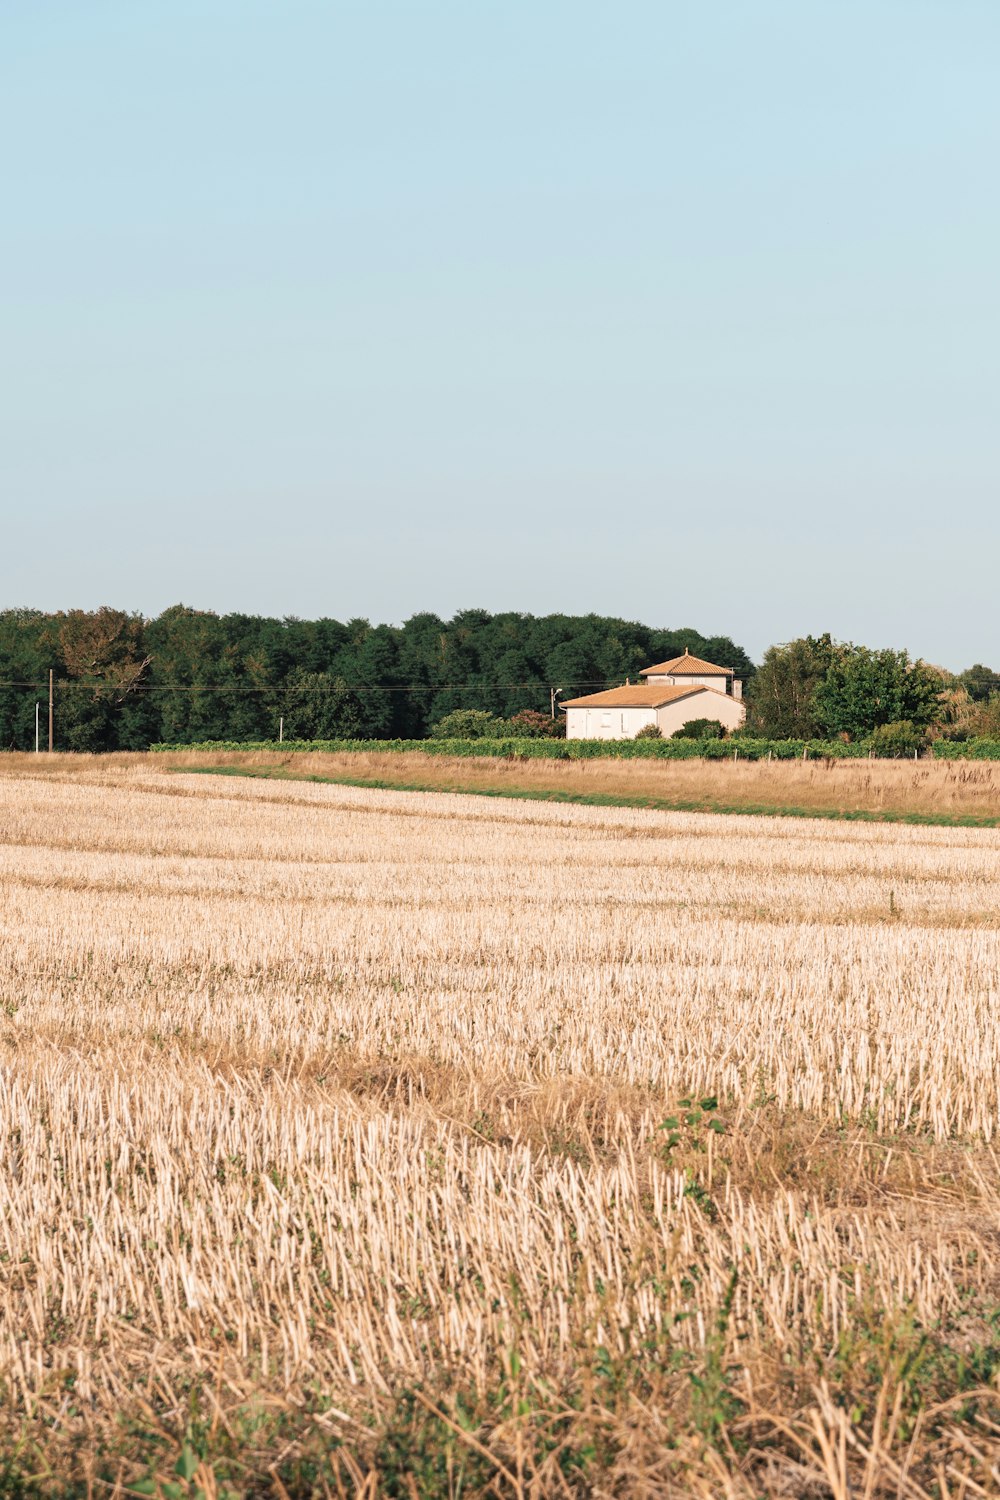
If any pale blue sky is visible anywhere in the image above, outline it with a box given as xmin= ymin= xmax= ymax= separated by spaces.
xmin=2 ymin=2 xmax=997 ymax=666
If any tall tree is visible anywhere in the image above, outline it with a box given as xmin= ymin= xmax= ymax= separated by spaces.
xmin=280 ymin=669 xmax=364 ymax=739
xmin=55 ymin=608 xmax=152 ymax=751
xmin=959 ymin=664 xmax=1000 ymax=703
xmin=814 ymin=648 xmax=942 ymax=739
xmin=745 ymin=635 xmax=841 ymax=739
xmin=0 ymin=609 xmax=49 ymax=750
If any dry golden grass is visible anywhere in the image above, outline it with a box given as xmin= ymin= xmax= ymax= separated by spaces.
xmin=167 ymin=746 xmax=1000 ymax=821
xmin=2 ymin=756 xmax=1000 ymax=1495
xmin=15 ymin=747 xmax=1000 ymax=821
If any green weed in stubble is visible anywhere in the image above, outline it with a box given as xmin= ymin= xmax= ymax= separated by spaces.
xmin=689 ymin=1270 xmax=744 ymax=1446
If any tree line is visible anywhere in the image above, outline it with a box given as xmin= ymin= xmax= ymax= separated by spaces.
xmin=2 ymin=607 xmax=994 ymax=752
xmin=744 ymin=635 xmax=1000 ymax=750
xmin=0 ymin=606 xmax=754 ymax=751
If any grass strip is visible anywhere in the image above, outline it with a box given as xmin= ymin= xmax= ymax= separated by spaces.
xmin=176 ymin=764 xmax=1000 ymax=829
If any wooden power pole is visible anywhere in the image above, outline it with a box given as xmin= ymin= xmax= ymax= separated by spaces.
xmin=48 ymin=670 xmax=54 ymax=752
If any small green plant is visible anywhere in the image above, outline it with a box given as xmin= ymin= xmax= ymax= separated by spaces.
xmin=749 ymin=1071 xmax=778 ymax=1109
xmin=689 ymin=1269 xmax=743 ymax=1443
xmin=634 ymin=723 xmax=663 ymax=740
xmin=374 ymin=1387 xmax=491 ymax=1497
xmin=658 ymin=1096 xmax=726 ymax=1156
xmin=130 ymin=1430 xmax=241 ymax=1500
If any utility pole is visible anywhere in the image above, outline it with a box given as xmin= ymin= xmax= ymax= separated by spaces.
xmin=550 ymin=686 xmax=563 ymax=720
xmin=48 ymin=671 xmax=54 ymax=753
xmin=35 ymin=702 xmax=39 ymax=753
xmin=279 ymin=715 xmax=284 ymax=743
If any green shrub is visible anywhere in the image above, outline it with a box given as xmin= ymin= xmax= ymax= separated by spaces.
xmin=429 ymin=709 xmax=506 ymax=739
xmin=865 ymin=720 xmax=925 ymax=758
xmin=933 ymin=738 xmax=1000 ymax=760
xmin=633 ymin=724 xmax=663 ymax=740
xmin=673 ymin=718 xmax=726 ymax=741
xmin=504 ymin=709 xmax=565 ymax=739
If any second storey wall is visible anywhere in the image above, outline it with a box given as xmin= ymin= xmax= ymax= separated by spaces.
xmin=644 ymin=672 xmax=735 ymax=694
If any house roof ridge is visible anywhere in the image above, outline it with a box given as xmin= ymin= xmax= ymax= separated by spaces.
xmin=638 ymin=651 xmax=733 ymax=677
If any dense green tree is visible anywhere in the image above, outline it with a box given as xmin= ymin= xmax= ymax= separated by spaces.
xmin=280 ymin=669 xmax=363 ymax=739
xmin=0 ymin=606 xmax=757 ymax=749
xmin=493 ymin=649 xmax=537 ymax=719
xmin=394 ymin=612 xmax=447 ymax=737
xmin=0 ymin=611 xmax=52 ymax=749
xmin=144 ymin=606 xmax=238 ymax=744
xmin=971 ymin=695 xmax=1000 ymax=737
xmin=745 ymin=635 xmax=841 ymax=738
xmin=959 ymin=664 xmax=1000 ymax=702
xmin=347 ymin=623 xmax=401 ymax=738
xmin=34 ymin=607 xmax=152 ymax=751
xmin=814 ymin=648 xmax=941 ymax=739
xmin=545 ymin=638 xmax=601 ymax=697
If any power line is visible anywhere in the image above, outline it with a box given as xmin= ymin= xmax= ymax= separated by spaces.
xmin=0 ymin=679 xmax=614 ymax=695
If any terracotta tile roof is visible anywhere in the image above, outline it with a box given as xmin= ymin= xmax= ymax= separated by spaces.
xmin=639 ymin=648 xmax=733 ymax=677
xmin=561 ymin=683 xmax=709 ymax=709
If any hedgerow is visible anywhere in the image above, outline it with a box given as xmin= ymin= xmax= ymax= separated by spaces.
xmin=152 ymin=736 xmax=885 ymax=761
xmin=932 ymin=738 xmax=1000 ymax=760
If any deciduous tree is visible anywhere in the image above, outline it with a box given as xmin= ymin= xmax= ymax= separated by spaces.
xmin=746 ymin=635 xmax=841 ymax=739
xmin=814 ymin=648 xmax=941 ymax=740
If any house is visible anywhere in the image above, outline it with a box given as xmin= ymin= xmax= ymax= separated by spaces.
xmin=561 ymin=648 xmax=746 ymax=740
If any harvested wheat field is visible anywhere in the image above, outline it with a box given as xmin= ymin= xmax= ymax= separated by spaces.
xmin=2 ymin=757 xmax=1000 ymax=1497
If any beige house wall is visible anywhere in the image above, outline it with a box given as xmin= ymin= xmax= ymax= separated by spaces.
xmin=656 ymin=692 xmax=746 ymax=737
xmin=565 ymin=693 xmax=745 ymax=740
xmin=564 ymin=706 xmax=657 ymax=740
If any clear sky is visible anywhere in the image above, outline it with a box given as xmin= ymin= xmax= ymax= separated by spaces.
xmin=2 ymin=2 xmax=997 ymax=667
